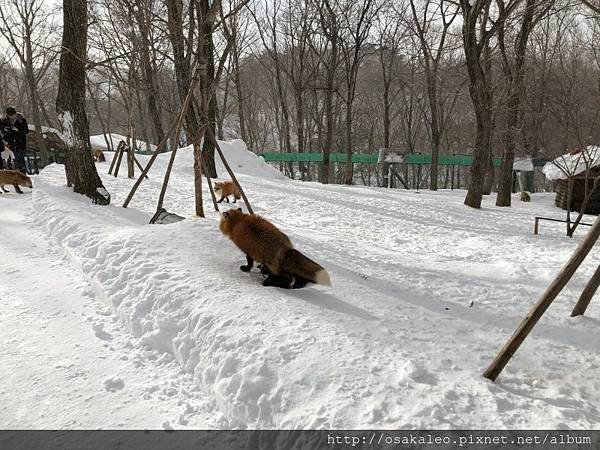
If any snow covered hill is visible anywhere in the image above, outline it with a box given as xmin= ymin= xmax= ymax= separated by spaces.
xmin=4 ymin=139 xmax=600 ymax=429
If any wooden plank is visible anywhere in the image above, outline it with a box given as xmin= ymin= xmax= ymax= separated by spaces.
xmin=483 ymin=215 xmax=600 ymax=381
xmin=571 ymin=264 xmax=600 ymax=317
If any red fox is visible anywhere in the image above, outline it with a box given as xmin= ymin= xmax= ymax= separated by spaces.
xmin=0 ymin=169 xmax=32 ymax=194
xmin=214 ymin=180 xmax=241 ymax=203
xmin=93 ymin=149 xmax=106 ymax=162
xmin=219 ymin=208 xmax=331 ymax=289
xmin=520 ymin=191 xmax=531 ymax=202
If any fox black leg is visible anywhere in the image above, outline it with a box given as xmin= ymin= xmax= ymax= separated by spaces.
xmin=292 ymin=277 xmax=310 ymax=289
xmin=263 ymin=273 xmax=295 ymax=289
xmin=14 ymin=184 xmax=23 ymax=194
xmin=1 ymin=185 xmax=8 ymax=193
xmin=217 ymin=195 xmax=225 ymax=203
xmin=240 ymin=255 xmax=254 ymax=272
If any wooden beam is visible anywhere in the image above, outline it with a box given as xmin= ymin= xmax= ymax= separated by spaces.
xmin=483 ymin=215 xmax=600 ymax=381
xmin=571 ymin=264 xmax=600 ymax=317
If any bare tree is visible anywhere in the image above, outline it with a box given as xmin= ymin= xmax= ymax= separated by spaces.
xmin=56 ymin=0 xmax=110 ymax=205
xmin=0 ymin=0 xmax=59 ymax=167
xmin=339 ymin=0 xmax=378 ymax=185
xmin=314 ymin=0 xmax=342 ymax=184
xmin=409 ymin=0 xmax=459 ymax=191
xmin=459 ymin=0 xmax=523 ymax=208
xmin=496 ymin=0 xmax=552 ymax=206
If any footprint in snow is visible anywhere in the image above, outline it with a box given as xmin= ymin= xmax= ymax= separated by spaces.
xmin=92 ymin=323 xmax=113 ymax=341
xmin=103 ymin=377 xmax=124 ymax=392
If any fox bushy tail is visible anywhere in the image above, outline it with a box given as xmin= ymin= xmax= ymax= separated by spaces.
xmin=282 ymin=249 xmax=331 ymax=286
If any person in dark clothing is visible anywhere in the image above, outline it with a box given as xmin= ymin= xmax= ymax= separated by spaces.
xmin=0 ymin=138 xmax=4 ymax=170
xmin=0 ymin=107 xmax=28 ymax=173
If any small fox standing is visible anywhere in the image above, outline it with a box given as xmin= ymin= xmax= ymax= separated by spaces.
xmin=214 ymin=180 xmax=241 ymax=203
xmin=219 ymin=208 xmax=331 ymax=289
xmin=0 ymin=169 xmax=33 ymax=194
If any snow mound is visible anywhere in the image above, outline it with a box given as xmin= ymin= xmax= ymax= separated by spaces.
xmin=90 ymin=133 xmax=157 ymax=153
xmin=34 ymin=171 xmax=355 ymax=428
xmin=542 ymin=145 xmax=600 ymax=181
xmin=102 ymin=138 xmax=285 ymax=183
xmin=152 ymin=139 xmax=285 ymax=181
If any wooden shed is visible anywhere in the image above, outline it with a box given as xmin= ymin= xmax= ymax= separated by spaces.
xmin=27 ymin=125 xmax=66 ymax=166
xmin=543 ymin=146 xmax=600 ymax=215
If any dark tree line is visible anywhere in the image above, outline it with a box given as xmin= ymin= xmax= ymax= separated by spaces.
xmin=1 ymin=0 xmax=599 ymax=207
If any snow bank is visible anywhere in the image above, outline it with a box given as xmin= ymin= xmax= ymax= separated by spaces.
xmin=542 ymin=145 xmax=600 ymax=181
xmin=34 ymin=170 xmax=378 ymax=429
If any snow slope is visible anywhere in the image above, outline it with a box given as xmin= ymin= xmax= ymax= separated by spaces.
xmin=0 ymin=193 xmax=221 ymax=429
xmin=15 ymin=140 xmax=600 ymax=428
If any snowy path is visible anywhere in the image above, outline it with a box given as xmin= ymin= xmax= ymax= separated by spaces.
xmin=0 ymin=193 xmax=219 ymax=429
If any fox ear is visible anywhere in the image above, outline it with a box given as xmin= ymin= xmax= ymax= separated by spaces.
xmin=237 ymin=208 xmax=242 ymax=212
xmin=223 ymin=212 xmax=230 ymax=219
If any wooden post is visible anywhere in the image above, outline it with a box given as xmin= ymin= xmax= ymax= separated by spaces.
xmin=205 ymin=126 xmax=254 ymax=215
xmin=108 ymin=141 xmax=122 ymax=175
xmin=534 ymin=217 xmax=539 ymax=235
xmin=483 ymin=215 xmax=600 ymax=381
xmin=113 ymin=142 xmax=125 ymax=178
xmin=127 ymin=140 xmax=134 ymax=179
xmin=571 ymin=264 xmax=600 ymax=317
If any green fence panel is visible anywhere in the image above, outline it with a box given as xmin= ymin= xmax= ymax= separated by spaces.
xmin=259 ymin=152 xmax=502 ymax=167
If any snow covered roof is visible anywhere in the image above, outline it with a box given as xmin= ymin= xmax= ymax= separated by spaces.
xmin=542 ymin=145 xmax=600 ymax=181
xmin=28 ymin=124 xmax=61 ymax=135
xmin=513 ymin=157 xmax=534 ymax=172
xmin=90 ymin=133 xmax=157 ymax=153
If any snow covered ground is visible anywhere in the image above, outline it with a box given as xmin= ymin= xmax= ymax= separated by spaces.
xmin=2 ymin=140 xmax=600 ymax=429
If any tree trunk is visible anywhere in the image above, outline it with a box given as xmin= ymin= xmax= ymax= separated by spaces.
xmin=496 ymin=0 xmax=536 ymax=207
xmin=344 ymin=102 xmax=353 ymax=184
xmin=134 ymin=5 xmax=165 ymax=144
xmin=199 ymin=0 xmax=217 ymax=178
xmin=274 ymin=62 xmax=293 ymax=178
xmin=383 ymin=81 xmax=390 ymax=149
xmin=24 ymin=41 xmax=49 ymax=168
xmin=463 ymin=19 xmax=493 ymax=209
xmin=296 ymin=87 xmax=306 ymax=180
xmin=322 ymin=20 xmax=337 ymax=185
xmin=427 ymin=73 xmax=441 ymax=191
xmin=56 ymin=0 xmax=109 ymax=205
xmin=232 ymin=36 xmax=248 ymax=147
xmin=166 ymin=0 xmax=199 ymax=146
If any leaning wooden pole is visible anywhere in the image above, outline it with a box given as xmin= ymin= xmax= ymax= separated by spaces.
xmin=122 ymin=63 xmax=200 ymax=208
xmin=193 ymin=135 xmax=205 ymax=218
xmin=483 ymin=215 xmax=600 ymax=381
xmin=155 ymin=143 xmax=181 ymax=213
xmin=571 ymin=264 xmax=600 ymax=317
xmin=206 ymin=126 xmax=254 ymax=215
xmin=133 ymin=154 xmax=148 ymax=179
xmin=205 ymin=172 xmax=219 ymax=212
xmin=108 ymin=141 xmax=122 ymax=175
xmin=155 ymin=124 xmax=206 ymax=215
xmin=113 ymin=142 xmax=125 ymax=178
